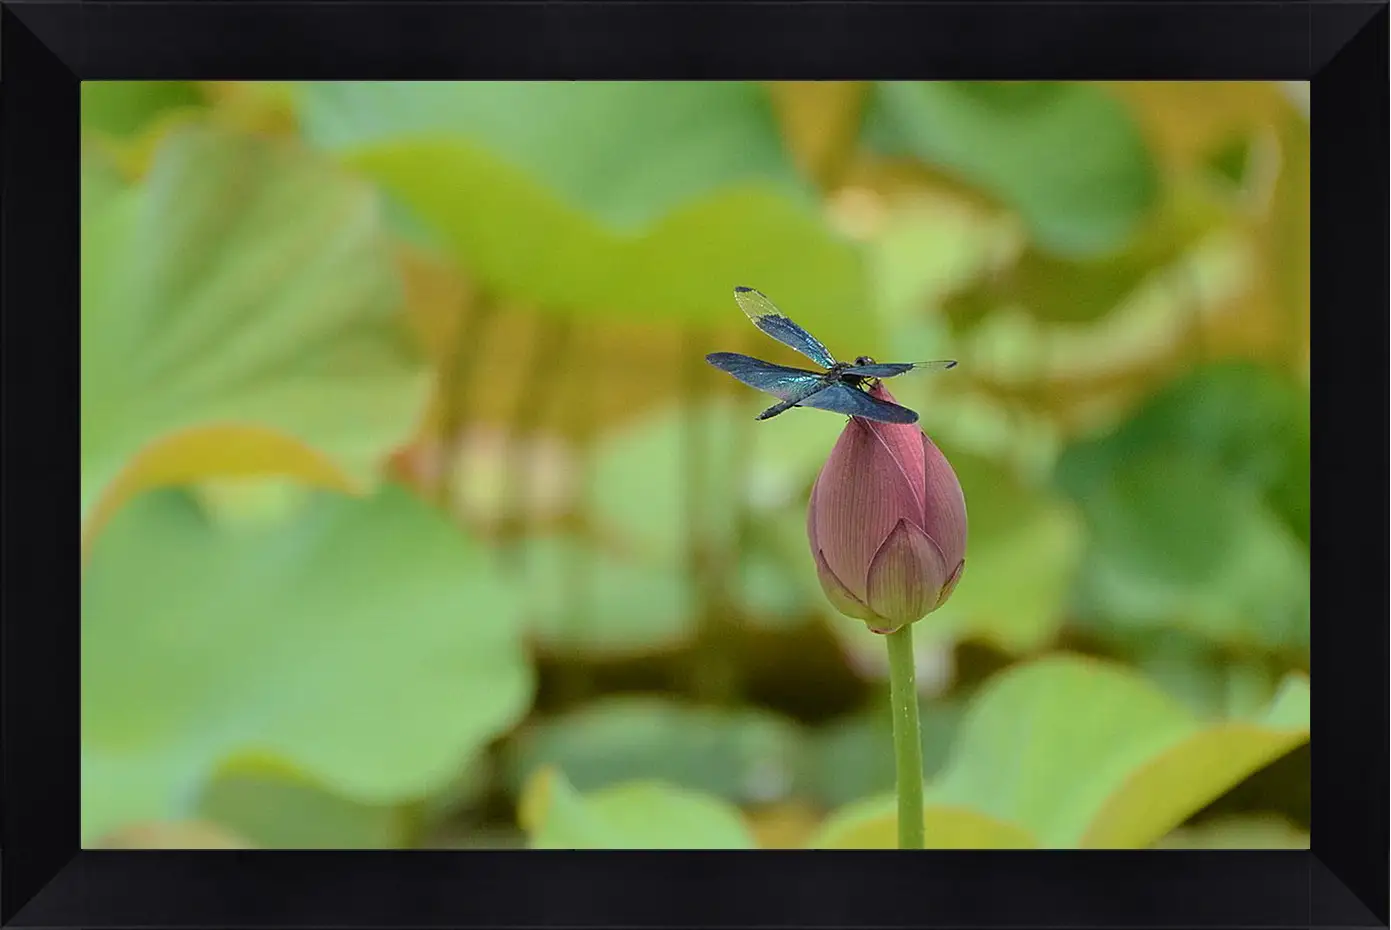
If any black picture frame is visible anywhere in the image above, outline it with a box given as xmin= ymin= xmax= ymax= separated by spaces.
xmin=3 ymin=2 xmax=1386 ymax=927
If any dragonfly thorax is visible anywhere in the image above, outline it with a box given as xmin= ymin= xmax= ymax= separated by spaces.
xmin=826 ymin=355 xmax=875 ymax=375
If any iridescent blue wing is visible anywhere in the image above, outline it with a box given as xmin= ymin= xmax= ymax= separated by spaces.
xmin=705 ymin=352 xmax=831 ymax=401
xmin=753 ymin=378 xmax=841 ymax=421
xmin=799 ymin=381 xmax=920 ymax=424
xmin=732 ymin=286 xmax=838 ymax=369
xmin=842 ymin=360 xmax=957 ymax=378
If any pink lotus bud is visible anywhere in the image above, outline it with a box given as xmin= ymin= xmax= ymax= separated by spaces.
xmin=807 ymin=383 xmax=967 ymax=634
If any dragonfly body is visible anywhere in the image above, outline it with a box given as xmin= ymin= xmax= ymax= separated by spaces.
xmin=705 ymin=286 xmax=955 ymax=425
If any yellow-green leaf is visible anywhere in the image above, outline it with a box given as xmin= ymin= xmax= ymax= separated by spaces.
xmin=1154 ymin=813 xmax=1308 ymax=849
xmin=520 ymin=768 xmax=755 ymax=849
xmin=196 ymin=763 xmax=411 ymax=849
xmin=928 ymin=656 xmax=1309 ymax=848
xmin=81 ymin=126 xmax=430 ymax=548
xmin=809 ymin=793 xmax=1037 ymax=849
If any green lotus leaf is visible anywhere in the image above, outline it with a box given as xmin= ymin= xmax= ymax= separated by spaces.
xmin=927 ymin=655 xmax=1309 ymax=848
xmin=295 ymin=82 xmax=868 ymax=339
xmin=81 ymin=126 xmax=429 ymax=543
xmin=865 ymin=81 xmax=1160 ymax=257
xmin=520 ymin=768 xmax=755 ymax=849
xmin=81 ymin=483 xmax=534 ymax=843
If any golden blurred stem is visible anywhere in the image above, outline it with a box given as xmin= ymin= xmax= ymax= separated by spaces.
xmin=433 ymin=294 xmax=493 ymax=510
xmin=886 ymin=625 xmax=925 ymax=849
xmin=683 ymin=326 xmax=738 ymax=706
xmin=552 ymin=325 xmax=594 ymax=710
xmin=765 ymin=82 xmax=866 ymax=191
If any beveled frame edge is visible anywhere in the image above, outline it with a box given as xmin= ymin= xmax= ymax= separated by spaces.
xmin=2 ymin=1 xmax=1385 ymax=927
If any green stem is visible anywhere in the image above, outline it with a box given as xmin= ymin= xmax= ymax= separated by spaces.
xmin=885 ymin=625 xmax=925 ymax=849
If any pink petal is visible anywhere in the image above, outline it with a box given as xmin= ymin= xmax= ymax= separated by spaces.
xmin=808 ymin=383 xmax=968 ymax=620
xmin=862 ymin=385 xmax=929 ymax=521
xmin=811 ymin=546 xmax=880 ymax=624
xmin=865 ymin=518 xmax=950 ymax=629
xmin=921 ymin=433 xmax=968 ymax=568
xmin=810 ymin=418 xmax=912 ymax=601
xmin=935 ymin=559 xmax=967 ymax=610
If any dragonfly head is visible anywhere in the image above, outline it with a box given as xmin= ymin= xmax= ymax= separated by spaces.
xmin=853 ymin=355 xmax=875 ymax=367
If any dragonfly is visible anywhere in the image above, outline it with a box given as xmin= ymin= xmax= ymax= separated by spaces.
xmin=705 ymin=286 xmax=956 ymax=425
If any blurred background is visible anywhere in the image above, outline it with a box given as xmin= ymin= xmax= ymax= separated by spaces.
xmin=81 ymin=81 xmax=1310 ymax=850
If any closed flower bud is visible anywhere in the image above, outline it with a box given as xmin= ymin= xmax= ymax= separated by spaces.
xmin=807 ymin=383 xmax=967 ymax=634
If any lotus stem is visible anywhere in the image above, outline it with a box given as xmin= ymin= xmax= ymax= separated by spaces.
xmin=886 ymin=625 xmax=925 ymax=849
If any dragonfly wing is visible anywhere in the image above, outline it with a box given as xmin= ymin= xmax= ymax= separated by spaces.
xmin=842 ymin=360 xmax=957 ymax=378
xmin=756 ymin=381 xmax=838 ymax=421
xmin=753 ymin=376 xmax=840 ymax=420
xmin=733 ymin=286 xmax=838 ymax=369
xmin=800 ymin=382 xmax=920 ymax=424
xmin=706 ymin=352 xmax=830 ymax=401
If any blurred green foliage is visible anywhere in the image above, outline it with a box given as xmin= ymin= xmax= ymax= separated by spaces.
xmin=81 ymin=484 xmax=533 ymax=841
xmin=297 ymin=82 xmax=866 ymax=339
xmin=80 ymin=126 xmax=426 ymax=541
xmin=80 ymin=80 xmax=1309 ymax=850
xmin=864 ymin=81 xmax=1160 ymax=256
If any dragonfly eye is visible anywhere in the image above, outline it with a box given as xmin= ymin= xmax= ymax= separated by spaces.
xmin=854 ymin=355 xmax=875 ymax=366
